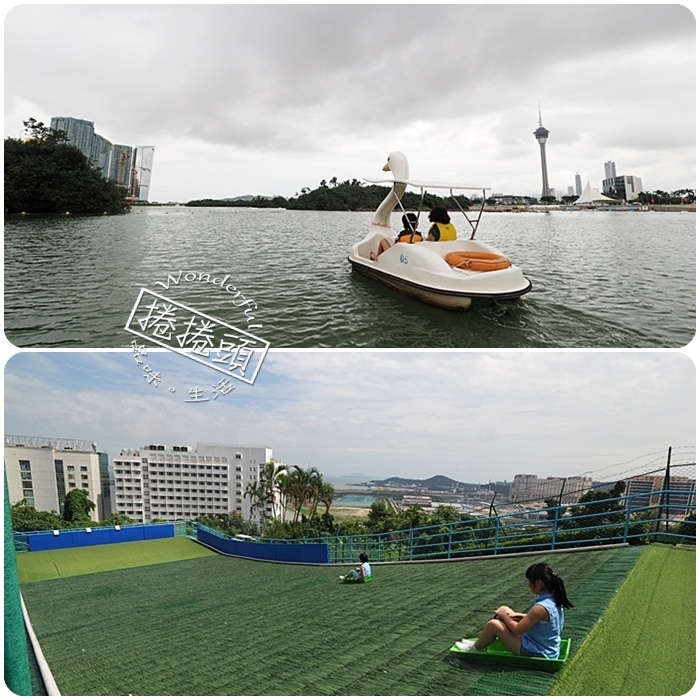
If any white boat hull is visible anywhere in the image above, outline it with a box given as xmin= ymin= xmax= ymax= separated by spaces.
xmin=349 ymin=227 xmax=532 ymax=311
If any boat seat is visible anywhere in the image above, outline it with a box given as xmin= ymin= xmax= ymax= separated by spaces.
xmin=445 ymin=251 xmax=511 ymax=272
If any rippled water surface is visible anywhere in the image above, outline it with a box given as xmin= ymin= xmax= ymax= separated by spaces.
xmin=4 ymin=207 xmax=695 ymax=348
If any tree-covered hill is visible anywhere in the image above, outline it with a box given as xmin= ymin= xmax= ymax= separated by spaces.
xmin=187 ymin=178 xmax=474 ymax=212
xmin=4 ymin=118 xmax=130 ymax=215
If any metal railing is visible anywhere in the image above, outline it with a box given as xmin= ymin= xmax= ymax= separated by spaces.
xmin=13 ymin=489 xmax=694 ymax=563
xmin=259 ymin=488 xmax=695 ymax=564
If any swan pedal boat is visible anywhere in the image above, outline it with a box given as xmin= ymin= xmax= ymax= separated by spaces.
xmin=348 ymin=152 xmax=532 ymax=311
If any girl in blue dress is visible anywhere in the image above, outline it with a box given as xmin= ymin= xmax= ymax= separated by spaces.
xmin=455 ymin=562 xmax=574 ymax=658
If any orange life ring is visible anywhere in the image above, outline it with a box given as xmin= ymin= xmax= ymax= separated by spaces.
xmin=445 ymin=251 xmax=511 ymax=272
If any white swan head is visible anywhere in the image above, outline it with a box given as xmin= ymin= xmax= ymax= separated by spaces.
xmin=382 ymin=151 xmax=409 ymax=181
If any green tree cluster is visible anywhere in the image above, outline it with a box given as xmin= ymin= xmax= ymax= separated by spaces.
xmin=11 ymin=488 xmax=135 ymax=532
xmin=4 ymin=118 xmax=130 ymax=215
xmin=636 ymin=189 xmax=695 ymax=205
xmin=185 ymin=196 xmax=288 ymax=209
xmin=195 ymin=511 xmax=259 ymax=537
xmin=186 ymin=178 xmax=473 ymax=213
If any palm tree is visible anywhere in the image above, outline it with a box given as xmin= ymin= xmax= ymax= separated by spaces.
xmin=282 ymin=466 xmax=322 ymax=523
xmin=280 ymin=467 xmax=305 ymax=523
xmin=305 ymin=468 xmax=323 ymax=518
xmin=318 ymin=481 xmax=335 ymax=515
xmin=259 ymin=461 xmax=287 ymax=521
xmin=244 ymin=480 xmax=266 ymax=525
xmin=277 ymin=470 xmax=293 ymax=523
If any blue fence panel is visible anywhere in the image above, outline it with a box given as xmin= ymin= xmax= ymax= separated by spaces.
xmin=144 ymin=523 xmax=175 ymax=540
xmin=304 ymin=543 xmax=330 ymax=564
xmin=71 ymin=529 xmax=109 ymax=547
xmin=195 ymin=526 xmax=330 ymax=564
xmin=235 ymin=540 xmax=255 ymax=558
xmin=27 ymin=532 xmax=69 ymax=552
xmin=198 ymin=527 xmax=218 ymax=550
xmin=110 ymin=525 xmax=145 ymax=543
xmin=277 ymin=543 xmax=301 ymax=563
xmin=24 ymin=523 xmax=177 ymax=552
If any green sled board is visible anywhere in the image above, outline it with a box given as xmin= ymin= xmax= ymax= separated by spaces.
xmin=342 ymin=574 xmax=373 ymax=584
xmin=449 ymin=637 xmax=571 ymax=671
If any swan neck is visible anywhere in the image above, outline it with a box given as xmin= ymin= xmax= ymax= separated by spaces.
xmin=372 ymin=182 xmax=407 ymax=226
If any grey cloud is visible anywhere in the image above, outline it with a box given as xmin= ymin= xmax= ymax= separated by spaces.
xmin=4 ymin=4 xmax=695 ymax=198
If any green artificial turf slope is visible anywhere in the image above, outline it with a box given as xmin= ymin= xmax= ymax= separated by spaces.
xmin=550 ymin=544 xmax=695 ymax=696
xmin=21 ymin=546 xmax=643 ymax=696
xmin=16 ymin=537 xmax=215 ymax=582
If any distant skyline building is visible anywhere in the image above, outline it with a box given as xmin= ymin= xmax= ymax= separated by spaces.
xmin=604 ymin=161 xmax=617 ymax=180
xmin=533 ymin=108 xmax=551 ymax=199
xmin=130 ymin=146 xmax=155 ymax=201
xmin=49 ymin=116 xmax=154 ymax=201
xmin=602 ymin=173 xmax=644 ymax=201
xmin=50 ymin=116 xmax=95 ymax=155
xmin=625 ymin=475 xmax=695 ymax=517
xmin=509 ymin=473 xmax=593 ymax=505
xmin=575 ymin=172 xmax=582 ymax=197
xmin=108 ymin=144 xmax=135 ymax=189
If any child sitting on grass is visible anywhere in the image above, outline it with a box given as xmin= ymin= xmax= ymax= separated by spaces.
xmin=455 ymin=562 xmax=574 ymax=659
xmin=340 ymin=552 xmax=371 ymax=581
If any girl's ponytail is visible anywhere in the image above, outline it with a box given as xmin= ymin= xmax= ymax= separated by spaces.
xmin=550 ymin=570 xmax=575 ymax=609
xmin=526 ymin=562 xmax=575 ymax=609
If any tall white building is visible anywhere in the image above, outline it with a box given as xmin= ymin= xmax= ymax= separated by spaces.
xmin=604 ymin=161 xmax=617 ymax=180
xmin=575 ymin=173 xmax=582 ymax=197
xmin=112 ymin=443 xmax=278 ymax=525
xmin=509 ymin=474 xmax=593 ymax=505
xmin=130 ymin=146 xmax=155 ymax=201
xmin=4 ymin=435 xmax=111 ymax=521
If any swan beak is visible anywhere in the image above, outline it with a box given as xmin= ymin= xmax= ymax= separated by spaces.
xmin=382 ymin=163 xmax=391 ymax=172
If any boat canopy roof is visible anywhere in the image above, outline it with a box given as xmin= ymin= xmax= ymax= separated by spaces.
xmin=364 ymin=177 xmax=490 ymax=191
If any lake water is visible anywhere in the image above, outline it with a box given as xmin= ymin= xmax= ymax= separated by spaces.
xmin=4 ymin=207 xmax=695 ymax=348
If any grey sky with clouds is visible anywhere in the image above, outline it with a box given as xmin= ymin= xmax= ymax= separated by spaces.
xmin=4 ymin=350 xmax=695 ymax=483
xmin=4 ymin=3 xmax=695 ymax=201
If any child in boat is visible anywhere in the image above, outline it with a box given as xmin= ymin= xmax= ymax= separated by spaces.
xmin=427 ymin=206 xmax=457 ymax=241
xmin=370 ymin=213 xmax=422 ymax=260
xmin=340 ymin=552 xmax=371 ymax=581
xmin=395 ymin=212 xmax=422 ymax=243
xmin=454 ymin=562 xmax=574 ymax=659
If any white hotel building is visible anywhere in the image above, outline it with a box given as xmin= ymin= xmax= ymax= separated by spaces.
xmin=113 ymin=443 xmax=277 ymax=525
xmin=5 ymin=435 xmax=111 ymax=521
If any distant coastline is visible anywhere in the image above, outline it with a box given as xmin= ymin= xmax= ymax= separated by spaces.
xmin=134 ymin=203 xmax=695 ymax=213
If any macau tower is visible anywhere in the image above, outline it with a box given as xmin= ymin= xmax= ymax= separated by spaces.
xmin=533 ymin=108 xmax=551 ymax=199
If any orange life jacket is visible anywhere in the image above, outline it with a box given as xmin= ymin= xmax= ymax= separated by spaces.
xmin=396 ymin=231 xmax=422 ymax=243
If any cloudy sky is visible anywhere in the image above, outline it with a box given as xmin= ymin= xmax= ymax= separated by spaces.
xmin=4 ymin=3 xmax=695 ymax=202
xmin=4 ymin=350 xmax=695 ymax=484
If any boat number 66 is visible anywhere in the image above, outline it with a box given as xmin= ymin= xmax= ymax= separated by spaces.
xmin=399 ymin=254 xmax=409 ymax=265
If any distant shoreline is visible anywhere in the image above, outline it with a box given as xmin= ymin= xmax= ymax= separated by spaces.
xmin=481 ymin=204 xmax=695 ymax=213
xmin=132 ymin=203 xmax=695 ymax=213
